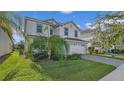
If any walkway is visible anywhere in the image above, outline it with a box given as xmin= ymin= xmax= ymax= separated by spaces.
xmin=83 ymin=55 xmax=124 ymax=67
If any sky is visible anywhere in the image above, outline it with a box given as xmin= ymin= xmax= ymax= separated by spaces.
xmin=19 ymin=11 xmax=110 ymax=30
xmin=14 ymin=11 xmax=110 ymax=42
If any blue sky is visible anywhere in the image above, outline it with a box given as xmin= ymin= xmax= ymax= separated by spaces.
xmin=20 ymin=11 xmax=110 ymax=30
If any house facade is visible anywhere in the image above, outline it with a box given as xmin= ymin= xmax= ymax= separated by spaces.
xmin=24 ymin=17 xmax=88 ymax=54
xmin=0 ymin=29 xmax=12 ymax=57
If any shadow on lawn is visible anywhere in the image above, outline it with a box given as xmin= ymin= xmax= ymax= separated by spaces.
xmin=3 ymin=69 xmax=18 ymax=81
xmin=0 ymin=54 xmax=11 ymax=64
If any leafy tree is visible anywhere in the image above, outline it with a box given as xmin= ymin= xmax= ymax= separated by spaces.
xmin=49 ymin=35 xmax=68 ymax=60
xmin=29 ymin=35 xmax=68 ymax=61
xmin=92 ymin=12 xmax=124 ymax=52
xmin=0 ymin=11 xmax=23 ymax=50
xmin=28 ymin=36 xmax=48 ymax=61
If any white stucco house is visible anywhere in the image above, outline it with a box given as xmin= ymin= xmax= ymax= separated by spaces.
xmin=24 ymin=17 xmax=88 ymax=54
xmin=0 ymin=29 xmax=12 ymax=57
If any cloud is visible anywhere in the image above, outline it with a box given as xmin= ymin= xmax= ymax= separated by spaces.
xmin=85 ymin=23 xmax=97 ymax=30
xmin=85 ymin=23 xmax=94 ymax=29
xmin=60 ymin=11 xmax=73 ymax=14
xmin=85 ymin=22 xmax=107 ymax=31
xmin=77 ymin=24 xmax=81 ymax=28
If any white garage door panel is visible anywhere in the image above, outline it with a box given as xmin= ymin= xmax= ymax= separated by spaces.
xmin=69 ymin=45 xmax=86 ymax=54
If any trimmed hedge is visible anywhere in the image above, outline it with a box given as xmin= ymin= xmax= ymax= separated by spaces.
xmin=111 ymin=49 xmax=124 ymax=54
xmin=67 ymin=54 xmax=82 ymax=60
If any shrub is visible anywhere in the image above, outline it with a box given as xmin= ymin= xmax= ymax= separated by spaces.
xmin=27 ymin=36 xmax=68 ymax=61
xmin=33 ymin=51 xmax=48 ymax=62
xmin=51 ymin=50 xmax=65 ymax=61
xmin=94 ymin=50 xmax=99 ymax=54
xmin=88 ymin=47 xmax=94 ymax=54
xmin=111 ymin=49 xmax=124 ymax=54
xmin=121 ymin=50 xmax=124 ymax=54
xmin=66 ymin=54 xmax=82 ymax=60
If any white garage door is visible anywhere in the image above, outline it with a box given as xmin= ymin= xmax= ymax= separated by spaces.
xmin=69 ymin=45 xmax=87 ymax=54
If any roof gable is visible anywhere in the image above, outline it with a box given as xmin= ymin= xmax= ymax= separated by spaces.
xmin=62 ymin=21 xmax=81 ymax=31
xmin=43 ymin=18 xmax=60 ymax=25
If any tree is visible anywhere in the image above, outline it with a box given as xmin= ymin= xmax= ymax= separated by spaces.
xmin=29 ymin=35 xmax=68 ymax=61
xmin=48 ymin=35 xmax=68 ymax=60
xmin=0 ymin=11 xmax=23 ymax=50
xmin=92 ymin=12 xmax=124 ymax=52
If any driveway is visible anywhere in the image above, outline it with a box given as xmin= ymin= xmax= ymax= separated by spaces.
xmin=83 ymin=55 xmax=124 ymax=67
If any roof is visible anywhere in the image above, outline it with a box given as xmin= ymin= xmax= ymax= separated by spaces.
xmin=81 ymin=29 xmax=94 ymax=34
xmin=42 ymin=18 xmax=61 ymax=25
xmin=65 ymin=37 xmax=88 ymax=42
xmin=61 ymin=21 xmax=81 ymax=31
xmin=25 ymin=17 xmax=81 ymax=30
xmin=25 ymin=17 xmax=59 ymax=26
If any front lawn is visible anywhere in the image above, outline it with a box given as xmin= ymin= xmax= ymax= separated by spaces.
xmin=0 ymin=52 xmax=116 ymax=81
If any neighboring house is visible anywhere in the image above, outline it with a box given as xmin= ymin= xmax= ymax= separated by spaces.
xmin=0 ymin=29 xmax=12 ymax=57
xmin=81 ymin=30 xmax=94 ymax=47
xmin=81 ymin=29 xmax=103 ymax=53
xmin=24 ymin=17 xmax=88 ymax=54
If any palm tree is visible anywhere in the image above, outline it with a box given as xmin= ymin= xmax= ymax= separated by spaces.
xmin=0 ymin=11 xmax=23 ymax=50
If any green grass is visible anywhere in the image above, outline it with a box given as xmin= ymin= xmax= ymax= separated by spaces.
xmin=0 ymin=52 xmax=50 ymax=81
xmin=0 ymin=52 xmax=116 ymax=81
xmin=95 ymin=54 xmax=124 ymax=60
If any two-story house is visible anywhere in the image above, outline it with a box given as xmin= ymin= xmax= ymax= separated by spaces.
xmin=24 ymin=17 xmax=88 ymax=54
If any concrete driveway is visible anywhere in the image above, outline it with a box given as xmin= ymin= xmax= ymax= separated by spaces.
xmin=83 ymin=55 xmax=124 ymax=67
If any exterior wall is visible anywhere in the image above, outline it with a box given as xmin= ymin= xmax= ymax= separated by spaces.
xmin=25 ymin=20 xmax=51 ymax=37
xmin=25 ymin=36 xmax=34 ymax=52
xmin=0 ymin=29 xmax=12 ymax=57
xmin=53 ymin=27 xmax=60 ymax=35
xmin=25 ymin=20 xmax=82 ymax=39
xmin=58 ymin=23 xmax=81 ymax=39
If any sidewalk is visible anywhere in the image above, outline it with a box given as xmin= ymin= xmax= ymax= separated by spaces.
xmin=100 ymin=64 xmax=124 ymax=81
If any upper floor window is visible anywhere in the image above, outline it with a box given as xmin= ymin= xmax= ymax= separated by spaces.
xmin=37 ymin=24 xmax=42 ymax=33
xmin=50 ymin=29 xmax=53 ymax=35
xmin=64 ymin=27 xmax=68 ymax=36
xmin=75 ymin=30 xmax=78 ymax=37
